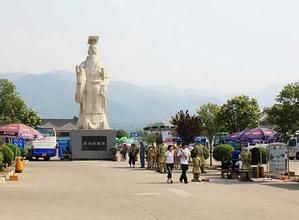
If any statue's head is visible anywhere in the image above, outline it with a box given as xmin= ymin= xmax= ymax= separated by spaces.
xmin=87 ymin=35 xmax=99 ymax=56
xmin=88 ymin=44 xmax=97 ymax=56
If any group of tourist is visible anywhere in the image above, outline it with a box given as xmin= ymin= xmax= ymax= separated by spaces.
xmin=119 ymin=142 xmax=207 ymax=184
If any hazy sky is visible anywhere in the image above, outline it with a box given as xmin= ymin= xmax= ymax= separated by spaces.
xmin=0 ymin=0 xmax=298 ymax=93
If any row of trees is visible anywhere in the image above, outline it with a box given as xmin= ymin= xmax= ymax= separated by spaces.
xmin=171 ymin=81 xmax=299 ymax=144
xmin=0 ymin=79 xmax=41 ymax=127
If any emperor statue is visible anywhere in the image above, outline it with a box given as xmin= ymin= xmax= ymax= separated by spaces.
xmin=75 ymin=36 xmax=110 ymax=129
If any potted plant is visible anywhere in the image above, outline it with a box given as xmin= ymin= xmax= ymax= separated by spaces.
xmin=111 ymin=146 xmax=118 ymax=161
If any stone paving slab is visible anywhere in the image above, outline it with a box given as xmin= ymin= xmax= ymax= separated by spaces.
xmin=0 ymin=160 xmax=298 ymax=220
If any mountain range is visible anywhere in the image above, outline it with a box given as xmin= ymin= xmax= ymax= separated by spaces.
xmin=0 ymin=71 xmax=283 ymax=131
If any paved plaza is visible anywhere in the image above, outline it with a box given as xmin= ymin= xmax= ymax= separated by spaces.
xmin=0 ymin=160 xmax=299 ymax=220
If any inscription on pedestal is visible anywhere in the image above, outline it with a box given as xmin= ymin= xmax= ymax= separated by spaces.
xmin=70 ymin=129 xmax=116 ymax=160
xmin=82 ymin=136 xmax=107 ymax=151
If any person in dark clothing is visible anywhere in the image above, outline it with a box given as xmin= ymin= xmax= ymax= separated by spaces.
xmin=139 ymin=142 xmax=146 ymax=168
xmin=221 ymin=157 xmax=232 ymax=178
xmin=129 ymin=144 xmax=138 ymax=168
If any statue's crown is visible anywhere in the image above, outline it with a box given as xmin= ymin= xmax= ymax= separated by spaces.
xmin=88 ymin=36 xmax=99 ymax=45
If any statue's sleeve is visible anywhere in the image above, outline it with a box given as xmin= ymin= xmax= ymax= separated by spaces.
xmin=75 ymin=65 xmax=85 ymax=103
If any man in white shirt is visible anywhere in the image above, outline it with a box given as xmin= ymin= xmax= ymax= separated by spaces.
xmin=177 ymin=143 xmax=191 ymax=183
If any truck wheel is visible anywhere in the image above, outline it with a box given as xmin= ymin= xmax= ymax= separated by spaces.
xmin=27 ymin=156 xmax=33 ymax=161
xmin=289 ymin=157 xmax=294 ymax=160
xmin=296 ymin=153 xmax=299 ymax=160
xmin=44 ymin=156 xmax=50 ymax=161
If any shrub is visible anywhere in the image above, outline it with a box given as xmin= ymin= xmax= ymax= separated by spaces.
xmin=250 ymin=148 xmax=269 ymax=165
xmin=203 ymin=146 xmax=209 ymax=160
xmin=111 ymin=146 xmax=118 ymax=157
xmin=6 ymin=144 xmax=21 ymax=159
xmin=213 ymin=144 xmax=234 ymax=161
xmin=0 ymin=151 xmax=3 ymax=171
xmin=20 ymin=148 xmax=28 ymax=158
xmin=2 ymin=145 xmax=14 ymax=167
xmin=0 ymin=151 xmax=3 ymax=162
xmin=110 ymin=146 xmax=118 ymax=161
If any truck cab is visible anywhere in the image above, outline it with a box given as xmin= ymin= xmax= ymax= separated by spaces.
xmin=288 ymin=136 xmax=299 ymax=160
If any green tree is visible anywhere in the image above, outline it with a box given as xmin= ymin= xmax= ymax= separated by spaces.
xmin=116 ymin=129 xmax=128 ymax=139
xmin=197 ymin=103 xmax=220 ymax=147
xmin=197 ymin=103 xmax=220 ymax=166
xmin=0 ymin=79 xmax=41 ymax=127
xmin=216 ymin=95 xmax=260 ymax=133
xmin=19 ymin=108 xmax=42 ymax=128
xmin=143 ymin=133 xmax=157 ymax=144
xmin=170 ymin=110 xmax=202 ymax=144
xmin=266 ymin=82 xmax=299 ymax=139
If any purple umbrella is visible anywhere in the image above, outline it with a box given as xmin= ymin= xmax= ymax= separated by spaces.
xmin=239 ymin=127 xmax=278 ymax=143
xmin=225 ymin=131 xmax=245 ymax=142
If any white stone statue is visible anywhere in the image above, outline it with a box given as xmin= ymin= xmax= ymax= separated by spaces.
xmin=75 ymin=36 xmax=110 ymax=129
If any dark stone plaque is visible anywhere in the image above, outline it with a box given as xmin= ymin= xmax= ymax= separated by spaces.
xmin=82 ymin=136 xmax=107 ymax=151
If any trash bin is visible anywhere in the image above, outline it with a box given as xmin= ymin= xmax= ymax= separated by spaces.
xmin=15 ymin=157 xmax=24 ymax=173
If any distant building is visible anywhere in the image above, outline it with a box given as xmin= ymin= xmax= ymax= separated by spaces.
xmin=143 ymin=121 xmax=175 ymax=143
xmin=143 ymin=121 xmax=174 ymax=133
xmin=40 ymin=116 xmax=78 ymax=138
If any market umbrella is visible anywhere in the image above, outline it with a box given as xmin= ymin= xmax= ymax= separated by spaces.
xmin=225 ymin=131 xmax=246 ymax=142
xmin=239 ymin=128 xmax=278 ymax=164
xmin=239 ymin=127 xmax=278 ymax=143
xmin=0 ymin=123 xmax=43 ymax=140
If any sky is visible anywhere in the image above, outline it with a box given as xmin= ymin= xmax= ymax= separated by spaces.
xmin=0 ymin=0 xmax=298 ymax=93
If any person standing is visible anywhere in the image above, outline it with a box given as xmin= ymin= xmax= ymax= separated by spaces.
xmin=129 ymin=144 xmax=137 ymax=168
xmin=177 ymin=143 xmax=191 ymax=184
xmin=139 ymin=142 xmax=146 ymax=168
xmin=165 ymin=145 xmax=174 ymax=183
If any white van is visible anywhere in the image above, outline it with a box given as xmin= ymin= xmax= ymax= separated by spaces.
xmin=288 ymin=136 xmax=299 ymax=160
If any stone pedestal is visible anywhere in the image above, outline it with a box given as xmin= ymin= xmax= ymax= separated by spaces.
xmin=70 ymin=129 xmax=116 ymax=160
